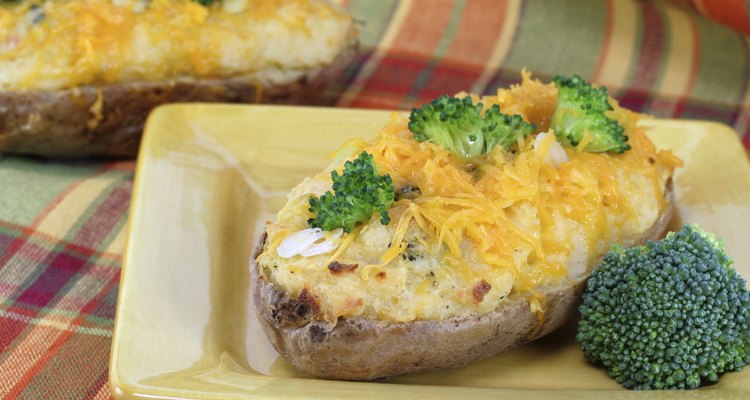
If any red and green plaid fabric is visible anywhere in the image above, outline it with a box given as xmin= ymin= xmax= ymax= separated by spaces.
xmin=329 ymin=0 xmax=750 ymax=149
xmin=2 ymin=0 xmax=750 ymax=398
xmin=0 ymin=160 xmax=132 ymax=399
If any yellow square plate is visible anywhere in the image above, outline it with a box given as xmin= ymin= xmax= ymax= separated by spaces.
xmin=110 ymin=104 xmax=750 ymax=399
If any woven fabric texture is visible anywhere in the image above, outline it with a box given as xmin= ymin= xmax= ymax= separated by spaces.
xmin=1 ymin=0 xmax=749 ymax=398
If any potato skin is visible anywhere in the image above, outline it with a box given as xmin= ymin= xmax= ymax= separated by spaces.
xmin=251 ymin=184 xmax=674 ymax=380
xmin=0 ymin=44 xmax=356 ymax=158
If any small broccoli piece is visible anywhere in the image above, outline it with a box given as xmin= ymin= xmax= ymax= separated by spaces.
xmin=408 ymin=95 xmax=535 ymax=159
xmin=577 ymin=225 xmax=750 ymax=390
xmin=483 ymin=105 xmax=536 ymax=152
xmin=308 ymin=151 xmax=395 ymax=233
xmin=551 ymin=75 xmax=630 ymax=153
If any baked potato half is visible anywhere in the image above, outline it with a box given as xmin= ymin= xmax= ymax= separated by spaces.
xmin=251 ymin=73 xmax=681 ymax=380
xmin=252 ymin=201 xmax=672 ymax=380
xmin=0 ymin=0 xmax=357 ymax=157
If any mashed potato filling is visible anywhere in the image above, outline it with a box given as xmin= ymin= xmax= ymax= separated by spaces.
xmin=257 ymin=74 xmax=681 ymax=323
xmin=0 ymin=0 xmax=354 ymax=90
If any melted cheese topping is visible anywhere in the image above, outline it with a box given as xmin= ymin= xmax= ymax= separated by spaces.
xmin=257 ymin=73 xmax=680 ymax=323
xmin=0 ymin=0 xmax=354 ymax=90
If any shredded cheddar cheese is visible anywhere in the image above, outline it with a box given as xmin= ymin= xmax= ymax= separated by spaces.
xmin=257 ymin=74 xmax=680 ymax=323
xmin=0 ymin=0 xmax=354 ymax=91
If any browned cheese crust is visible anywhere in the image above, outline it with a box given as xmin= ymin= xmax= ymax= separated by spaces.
xmin=0 ymin=44 xmax=356 ymax=158
xmin=250 ymin=182 xmax=674 ymax=380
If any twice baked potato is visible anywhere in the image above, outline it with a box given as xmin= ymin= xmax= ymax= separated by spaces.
xmin=0 ymin=0 xmax=357 ymax=157
xmin=252 ymin=73 xmax=681 ymax=380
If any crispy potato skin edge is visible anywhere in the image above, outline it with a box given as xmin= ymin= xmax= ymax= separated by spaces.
xmin=251 ymin=183 xmax=674 ymax=381
xmin=0 ymin=43 xmax=357 ymax=158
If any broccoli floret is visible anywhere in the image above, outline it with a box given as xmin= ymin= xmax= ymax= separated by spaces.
xmin=408 ymin=95 xmax=535 ymax=159
xmin=551 ymin=75 xmax=630 ymax=153
xmin=483 ymin=107 xmax=536 ymax=152
xmin=577 ymin=225 xmax=750 ymax=390
xmin=308 ymin=151 xmax=395 ymax=233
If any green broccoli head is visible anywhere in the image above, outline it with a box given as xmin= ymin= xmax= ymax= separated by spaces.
xmin=551 ymin=75 xmax=630 ymax=153
xmin=408 ymin=95 xmax=535 ymax=159
xmin=308 ymin=151 xmax=395 ymax=233
xmin=577 ymin=225 xmax=750 ymax=390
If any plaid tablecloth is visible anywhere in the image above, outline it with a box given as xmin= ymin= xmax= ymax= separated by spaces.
xmin=2 ymin=0 xmax=750 ymax=398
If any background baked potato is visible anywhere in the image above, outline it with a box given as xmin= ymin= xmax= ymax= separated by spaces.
xmin=0 ymin=0 xmax=357 ymax=157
